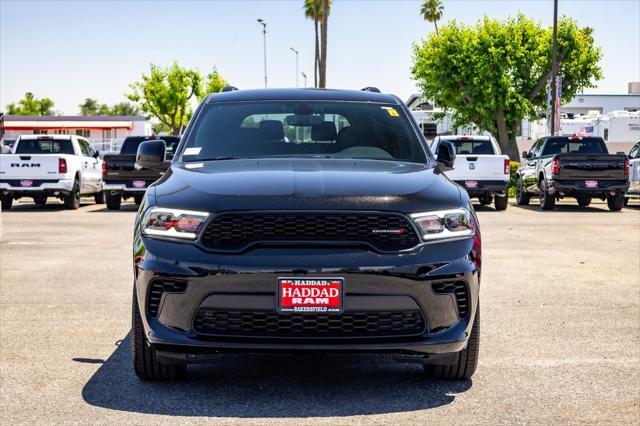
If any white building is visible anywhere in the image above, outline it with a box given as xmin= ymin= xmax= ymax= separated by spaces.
xmin=1 ymin=115 xmax=152 ymax=153
xmin=561 ymin=93 xmax=640 ymax=115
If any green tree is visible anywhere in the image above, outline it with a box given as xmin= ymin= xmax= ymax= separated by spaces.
xmin=412 ymin=15 xmax=602 ymax=160
xmin=6 ymin=92 xmax=54 ymax=115
xmin=420 ymin=0 xmax=444 ymax=35
xmin=304 ymin=0 xmax=331 ymax=88
xmin=199 ymin=67 xmax=227 ymax=100
xmin=79 ymin=98 xmax=111 ymax=115
xmin=110 ymin=102 xmax=140 ymax=116
xmin=126 ymin=62 xmax=203 ymax=135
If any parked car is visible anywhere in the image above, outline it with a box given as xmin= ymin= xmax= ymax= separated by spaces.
xmin=130 ymin=88 xmax=482 ymax=381
xmin=0 ymin=135 xmax=103 ymax=210
xmin=102 ymin=135 xmax=180 ymax=210
xmin=430 ymin=135 xmax=510 ymax=210
xmin=626 ymin=140 xmax=640 ymax=204
xmin=515 ymin=135 xmax=629 ymax=211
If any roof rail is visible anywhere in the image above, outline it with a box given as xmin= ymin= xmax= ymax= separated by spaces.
xmin=361 ymin=86 xmax=381 ymax=93
xmin=221 ymin=85 xmax=239 ymax=92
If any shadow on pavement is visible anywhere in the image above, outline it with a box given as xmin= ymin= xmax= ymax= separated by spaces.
xmin=81 ymin=334 xmax=472 ymax=418
xmin=2 ymin=201 xmax=97 ymax=212
xmin=513 ymin=203 xmax=614 ymax=213
xmin=88 ymin=204 xmax=139 ymax=213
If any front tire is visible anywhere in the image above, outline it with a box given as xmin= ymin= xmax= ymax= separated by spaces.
xmin=133 ymin=194 xmax=144 ymax=205
xmin=63 ymin=179 xmax=80 ymax=210
xmin=494 ymin=194 xmax=508 ymax=211
xmin=479 ymin=195 xmax=492 ymax=206
xmin=607 ymin=194 xmax=624 ymax=211
xmin=515 ymin=178 xmax=530 ymax=206
xmin=106 ymin=192 xmax=122 ymax=210
xmin=539 ymin=180 xmax=555 ymax=211
xmin=424 ymin=306 xmax=480 ymax=380
xmin=132 ymin=288 xmax=186 ymax=381
xmin=94 ymin=191 xmax=105 ymax=204
xmin=576 ymin=195 xmax=591 ymax=207
xmin=1 ymin=195 xmax=13 ymax=210
xmin=34 ymin=196 xmax=47 ymax=206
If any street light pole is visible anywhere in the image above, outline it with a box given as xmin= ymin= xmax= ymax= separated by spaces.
xmin=257 ymin=19 xmax=267 ymax=88
xmin=550 ymin=0 xmax=559 ymax=135
xmin=289 ymin=47 xmax=299 ymax=88
xmin=301 ymin=72 xmax=308 ymax=88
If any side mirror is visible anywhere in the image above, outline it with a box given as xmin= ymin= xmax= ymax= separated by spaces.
xmin=93 ymin=150 xmax=100 ymax=159
xmin=436 ymin=140 xmax=456 ymax=171
xmin=136 ymin=140 xmax=166 ymax=170
xmin=522 ymin=151 xmax=530 ymax=159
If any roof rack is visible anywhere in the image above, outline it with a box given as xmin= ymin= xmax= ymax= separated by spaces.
xmin=361 ymin=87 xmax=381 ymax=93
xmin=221 ymin=86 xmax=239 ymax=92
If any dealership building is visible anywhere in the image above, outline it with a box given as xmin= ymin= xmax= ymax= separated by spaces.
xmin=1 ymin=115 xmax=152 ymax=153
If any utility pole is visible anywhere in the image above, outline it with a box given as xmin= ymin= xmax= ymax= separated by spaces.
xmin=257 ymin=19 xmax=268 ymax=88
xmin=301 ymin=72 xmax=308 ymax=88
xmin=289 ymin=47 xmax=299 ymax=87
xmin=550 ymin=0 xmax=559 ymax=135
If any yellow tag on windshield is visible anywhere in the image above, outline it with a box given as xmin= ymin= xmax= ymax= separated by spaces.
xmin=381 ymin=106 xmax=399 ymax=117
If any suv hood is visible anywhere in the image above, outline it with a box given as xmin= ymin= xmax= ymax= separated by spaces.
xmin=152 ymin=158 xmax=462 ymax=213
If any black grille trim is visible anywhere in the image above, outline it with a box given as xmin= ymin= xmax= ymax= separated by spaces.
xmin=147 ymin=279 xmax=188 ymax=318
xmin=193 ymin=309 xmax=426 ymax=338
xmin=432 ymin=281 xmax=470 ymax=318
xmin=200 ymin=211 xmax=420 ymax=252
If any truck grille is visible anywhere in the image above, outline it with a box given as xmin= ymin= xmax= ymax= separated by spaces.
xmin=147 ymin=279 xmax=188 ymax=318
xmin=193 ymin=309 xmax=426 ymax=338
xmin=432 ymin=281 xmax=470 ymax=318
xmin=200 ymin=212 xmax=419 ymax=252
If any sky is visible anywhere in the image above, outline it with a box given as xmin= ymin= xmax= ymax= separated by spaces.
xmin=1 ymin=0 xmax=639 ymax=114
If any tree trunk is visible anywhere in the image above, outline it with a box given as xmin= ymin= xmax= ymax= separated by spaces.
xmin=495 ymin=108 xmax=521 ymax=162
xmin=434 ymin=21 xmax=439 ymax=36
xmin=318 ymin=0 xmax=328 ymax=88
xmin=314 ymin=20 xmax=319 ymax=88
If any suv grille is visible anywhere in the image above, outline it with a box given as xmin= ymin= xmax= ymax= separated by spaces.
xmin=200 ymin=212 xmax=419 ymax=252
xmin=147 ymin=279 xmax=188 ymax=318
xmin=432 ymin=281 xmax=470 ymax=318
xmin=193 ymin=309 xmax=426 ymax=338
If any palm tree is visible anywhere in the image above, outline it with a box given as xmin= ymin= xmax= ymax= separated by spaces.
xmin=420 ymin=0 xmax=444 ymax=35
xmin=303 ymin=0 xmax=331 ymax=88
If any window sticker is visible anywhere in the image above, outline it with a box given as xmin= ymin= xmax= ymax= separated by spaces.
xmin=184 ymin=162 xmax=203 ymax=169
xmin=381 ymin=106 xmax=399 ymax=117
xmin=184 ymin=147 xmax=202 ymax=156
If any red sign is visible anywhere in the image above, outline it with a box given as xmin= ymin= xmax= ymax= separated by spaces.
xmin=585 ymin=180 xmax=598 ymax=189
xmin=279 ymin=278 xmax=343 ymax=313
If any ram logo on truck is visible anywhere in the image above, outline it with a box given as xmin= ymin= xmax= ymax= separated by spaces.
xmin=10 ymin=163 xmax=40 ymax=168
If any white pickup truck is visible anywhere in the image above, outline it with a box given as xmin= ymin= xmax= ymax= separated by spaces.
xmin=430 ymin=135 xmax=511 ymax=210
xmin=627 ymin=139 xmax=640 ymax=204
xmin=0 ymin=135 xmax=104 ymax=210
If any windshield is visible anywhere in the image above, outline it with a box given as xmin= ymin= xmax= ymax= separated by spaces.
xmin=541 ymin=137 xmax=608 ymax=156
xmin=121 ymin=136 xmax=180 ymax=158
xmin=180 ymin=101 xmax=428 ymax=163
xmin=15 ymin=139 xmax=74 ymax=155
xmin=445 ymin=138 xmax=496 ymax=155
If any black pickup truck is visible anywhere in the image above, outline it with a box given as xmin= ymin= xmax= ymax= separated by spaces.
xmin=102 ymin=136 xmax=180 ymax=210
xmin=515 ymin=136 xmax=629 ymax=211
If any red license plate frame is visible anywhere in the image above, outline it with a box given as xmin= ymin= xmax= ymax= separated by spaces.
xmin=584 ymin=180 xmax=598 ymax=189
xmin=464 ymin=181 xmax=479 ymax=189
xmin=132 ymin=180 xmax=146 ymax=188
xmin=20 ymin=180 xmax=33 ymax=187
xmin=278 ymin=277 xmax=344 ymax=313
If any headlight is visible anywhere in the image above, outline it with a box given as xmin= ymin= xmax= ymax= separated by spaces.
xmin=410 ymin=208 xmax=474 ymax=241
xmin=142 ymin=207 xmax=209 ymax=240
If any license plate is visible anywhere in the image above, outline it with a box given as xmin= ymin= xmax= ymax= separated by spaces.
xmin=465 ymin=181 xmax=479 ymax=189
xmin=132 ymin=180 xmax=146 ymax=188
xmin=278 ymin=277 xmax=343 ymax=313
xmin=585 ymin=180 xmax=598 ymax=189
xmin=20 ymin=180 xmax=33 ymax=187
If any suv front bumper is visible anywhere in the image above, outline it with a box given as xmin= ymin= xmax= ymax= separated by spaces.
xmin=134 ymin=235 xmax=480 ymax=360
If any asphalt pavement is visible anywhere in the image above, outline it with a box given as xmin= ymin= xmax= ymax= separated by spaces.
xmin=1 ymin=198 xmax=639 ymax=424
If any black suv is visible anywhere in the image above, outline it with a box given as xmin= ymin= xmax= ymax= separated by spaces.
xmin=131 ymin=88 xmax=482 ymax=381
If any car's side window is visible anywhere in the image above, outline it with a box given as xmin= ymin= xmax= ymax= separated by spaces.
xmin=82 ymin=139 xmax=96 ymax=157
xmin=629 ymin=143 xmax=640 ymax=159
xmin=528 ymin=140 xmax=541 ymax=159
xmin=532 ymin=139 xmax=546 ymax=158
xmin=78 ymin=139 xmax=91 ymax=157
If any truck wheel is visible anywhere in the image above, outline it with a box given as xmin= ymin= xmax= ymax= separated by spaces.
xmin=34 ymin=196 xmax=47 ymax=206
xmin=494 ymin=194 xmax=508 ymax=211
xmin=1 ymin=195 xmax=12 ymax=210
xmin=63 ymin=179 xmax=80 ymax=210
xmin=515 ymin=179 xmax=530 ymax=206
xmin=106 ymin=193 xmax=122 ymax=210
xmin=133 ymin=194 xmax=144 ymax=205
xmin=479 ymin=195 xmax=491 ymax=206
xmin=132 ymin=287 xmax=186 ymax=381
xmin=607 ymin=194 xmax=624 ymax=211
xmin=94 ymin=191 xmax=105 ymax=205
xmin=576 ymin=195 xmax=591 ymax=207
xmin=424 ymin=306 xmax=479 ymax=380
xmin=624 ymin=197 xmax=629 ymax=206
xmin=539 ymin=181 xmax=555 ymax=211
